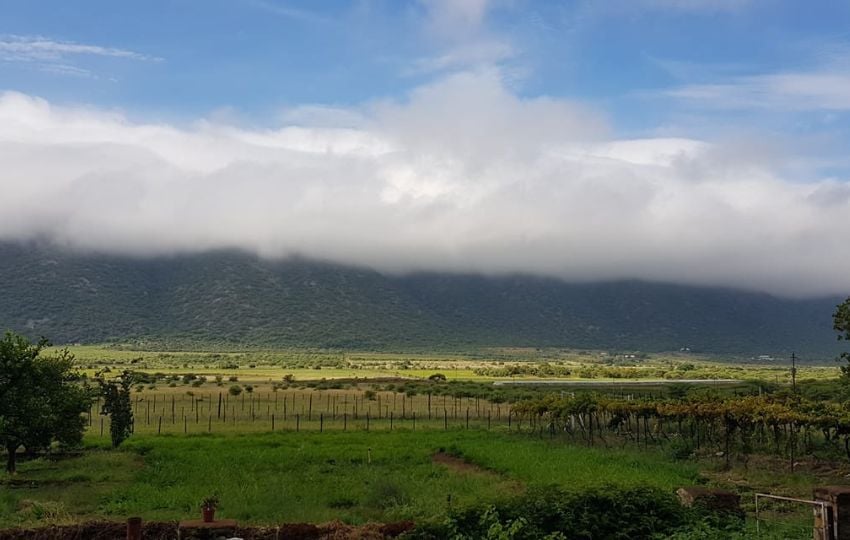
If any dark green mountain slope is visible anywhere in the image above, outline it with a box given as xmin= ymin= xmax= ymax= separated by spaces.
xmin=0 ymin=242 xmax=844 ymax=357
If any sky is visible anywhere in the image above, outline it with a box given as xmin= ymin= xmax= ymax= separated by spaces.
xmin=0 ymin=0 xmax=849 ymax=297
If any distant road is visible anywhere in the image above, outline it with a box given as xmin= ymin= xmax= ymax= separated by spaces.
xmin=493 ymin=379 xmax=742 ymax=386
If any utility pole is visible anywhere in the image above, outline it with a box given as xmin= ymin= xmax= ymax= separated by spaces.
xmin=791 ymin=352 xmax=797 ymax=393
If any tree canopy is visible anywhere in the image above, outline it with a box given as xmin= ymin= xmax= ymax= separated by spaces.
xmin=96 ymin=370 xmax=134 ymax=448
xmin=0 ymin=332 xmax=91 ymax=473
xmin=836 ymin=298 xmax=850 ymax=376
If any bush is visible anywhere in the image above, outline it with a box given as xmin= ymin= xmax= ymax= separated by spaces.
xmin=406 ymin=485 xmax=691 ymax=540
xmin=228 ymin=385 xmax=243 ymax=396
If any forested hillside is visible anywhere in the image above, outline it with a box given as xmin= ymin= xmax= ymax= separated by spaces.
xmin=0 ymin=242 xmax=843 ymax=357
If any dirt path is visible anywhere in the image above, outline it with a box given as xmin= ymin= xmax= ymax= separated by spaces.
xmin=431 ymin=452 xmax=524 ymax=495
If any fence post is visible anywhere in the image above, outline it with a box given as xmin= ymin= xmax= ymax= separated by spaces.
xmin=126 ymin=517 xmax=142 ymax=540
xmin=272 ymin=414 xmax=275 ymax=431
xmin=157 ymin=416 xmax=162 ymax=435
xmin=320 ymin=413 xmax=324 ymax=433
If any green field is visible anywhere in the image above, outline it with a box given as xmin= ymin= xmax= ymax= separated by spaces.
xmin=0 ymin=431 xmax=698 ymax=528
xmin=3 ymin=344 xmax=845 ymax=538
xmin=61 ymin=344 xmax=841 ymax=385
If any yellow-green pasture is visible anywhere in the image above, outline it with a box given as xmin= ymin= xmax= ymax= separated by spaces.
xmin=57 ymin=344 xmax=841 ymax=386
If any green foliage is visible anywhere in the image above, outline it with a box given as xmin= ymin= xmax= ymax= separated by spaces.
xmin=95 ymin=370 xmax=134 ymax=448
xmin=835 ymin=297 xmax=850 ymax=375
xmin=0 ymin=332 xmax=91 ymax=473
xmin=408 ymin=485 xmax=695 ymax=540
xmin=228 ymin=385 xmax=242 ymax=396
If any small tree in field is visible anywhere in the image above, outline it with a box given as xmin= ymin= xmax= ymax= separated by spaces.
xmin=0 ymin=332 xmax=91 ymax=474
xmin=96 ymin=370 xmax=134 ymax=448
xmin=836 ymin=298 xmax=850 ymax=377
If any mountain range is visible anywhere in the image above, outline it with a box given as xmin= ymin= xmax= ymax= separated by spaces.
xmin=0 ymin=242 xmax=845 ymax=358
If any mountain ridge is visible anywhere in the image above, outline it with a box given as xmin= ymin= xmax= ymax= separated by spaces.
xmin=0 ymin=242 xmax=844 ymax=358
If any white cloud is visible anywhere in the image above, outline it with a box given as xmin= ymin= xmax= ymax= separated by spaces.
xmin=669 ymin=71 xmax=850 ymax=111
xmin=0 ymin=35 xmax=159 ymax=63
xmin=0 ymin=72 xmax=848 ymax=298
xmin=420 ymin=0 xmax=494 ymax=39
xmin=410 ymin=39 xmax=516 ymax=74
xmin=0 ymin=35 xmax=159 ymax=79
xmin=413 ymin=0 xmax=517 ymax=76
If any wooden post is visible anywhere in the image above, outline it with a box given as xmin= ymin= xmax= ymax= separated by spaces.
xmin=126 ymin=517 xmax=142 ymax=540
xmin=271 ymin=414 xmax=275 ymax=431
xmin=444 ymin=409 xmax=448 ymax=430
xmin=390 ymin=412 xmax=394 ymax=431
xmin=157 ymin=416 xmax=162 ymax=435
xmin=217 ymin=393 xmax=222 ymax=419
xmin=296 ymin=414 xmax=300 ymax=432
xmin=366 ymin=412 xmax=370 ymax=431
xmin=320 ymin=413 xmax=324 ymax=433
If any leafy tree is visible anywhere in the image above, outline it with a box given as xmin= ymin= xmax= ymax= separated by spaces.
xmin=0 ymin=332 xmax=91 ymax=474
xmin=837 ymin=298 xmax=850 ymax=376
xmin=96 ymin=370 xmax=134 ymax=448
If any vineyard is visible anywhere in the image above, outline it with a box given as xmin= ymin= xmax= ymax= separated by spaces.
xmin=88 ymin=382 xmax=850 ymax=472
xmin=512 ymin=392 xmax=850 ymax=469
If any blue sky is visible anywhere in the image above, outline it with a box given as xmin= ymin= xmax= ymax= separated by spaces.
xmin=3 ymin=1 xmax=849 ymax=131
xmin=1 ymin=1 xmax=849 ymax=296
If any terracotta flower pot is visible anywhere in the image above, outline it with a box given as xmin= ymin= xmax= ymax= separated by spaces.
xmin=202 ymin=507 xmax=215 ymax=523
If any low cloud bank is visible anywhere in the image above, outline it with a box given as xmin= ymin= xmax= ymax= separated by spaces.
xmin=1 ymin=71 xmax=848 ymax=297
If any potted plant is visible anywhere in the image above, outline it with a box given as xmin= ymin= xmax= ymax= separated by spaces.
xmin=200 ymin=495 xmax=219 ymax=523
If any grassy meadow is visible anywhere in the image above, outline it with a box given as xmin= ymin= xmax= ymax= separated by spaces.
xmin=2 ymin=344 xmax=844 ymax=537
xmin=0 ymin=430 xmax=699 ymax=528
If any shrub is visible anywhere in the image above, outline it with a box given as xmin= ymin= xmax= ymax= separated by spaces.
xmin=228 ymin=385 xmax=242 ymax=396
xmin=406 ymin=485 xmax=690 ymax=540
